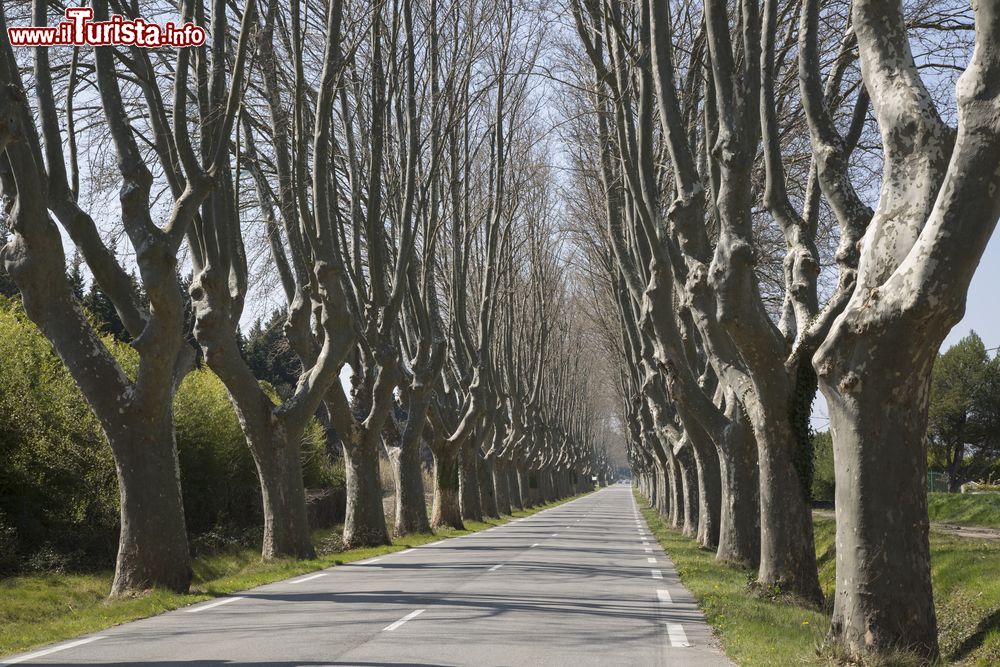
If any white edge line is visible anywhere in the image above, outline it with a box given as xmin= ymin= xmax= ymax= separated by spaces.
xmin=290 ymin=573 xmax=327 ymax=584
xmin=488 ymin=563 xmax=503 ymax=572
xmin=647 ymin=557 xmax=657 ymax=564
xmin=184 ymin=596 xmax=245 ymax=613
xmin=382 ymin=608 xmax=426 ymax=631
xmin=667 ymin=623 xmax=691 ymax=647
xmin=530 ymin=543 xmax=539 ymax=548
xmin=0 ymin=636 xmax=106 ymax=665
xmin=657 ymin=589 xmax=673 ymax=603
xmin=357 ymin=557 xmax=384 ymax=565
xmin=651 ymin=569 xmax=663 ymax=579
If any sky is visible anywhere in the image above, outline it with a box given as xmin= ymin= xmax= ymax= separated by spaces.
xmin=810 ymin=232 xmax=1000 ymax=430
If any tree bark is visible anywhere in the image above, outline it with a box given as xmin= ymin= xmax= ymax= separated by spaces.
xmin=494 ymin=458 xmax=512 ymax=515
xmin=478 ymin=454 xmax=500 ymax=518
xmin=459 ymin=439 xmax=484 ymax=521
xmin=715 ymin=416 xmax=760 ymax=567
xmin=342 ymin=434 xmax=391 ymax=548
xmin=430 ymin=439 xmax=464 ymax=529
xmin=389 ymin=438 xmax=431 ymax=536
xmin=109 ymin=423 xmax=192 ymax=597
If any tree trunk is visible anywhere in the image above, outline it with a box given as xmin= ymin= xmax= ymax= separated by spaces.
xmin=252 ymin=426 xmax=315 ymax=559
xmin=110 ymin=425 xmax=192 ymax=597
xmin=494 ymin=459 xmax=512 ymax=515
xmin=754 ymin=419 xmax=822 ymax=602
xmin=342 ymin=434 xmax=391 ymax=548
xmin=508 ymin=462 xmax=524 ymax=511
xmin=389 ymin=440 xmax=431 ymax=536
xmin=675 ymin=445 xmax=699 ymax=537
xmin=459 ymin=440 xmax=484 ymax=521
xmin=821 ymin=350 xmax=938 ymax=658
xmin=716 ymin=422 xmax=760 ymax=567
xmin=478 ymin=455 xmax=500 ymax=518
xmin=689 ymin=432 xmax=722 ymax=549
xmin=430 ymin=441 xmax=464 ymax=529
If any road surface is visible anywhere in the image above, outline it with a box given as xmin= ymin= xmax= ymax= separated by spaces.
xmin=2 ymin=486 xmax=731 ymax=666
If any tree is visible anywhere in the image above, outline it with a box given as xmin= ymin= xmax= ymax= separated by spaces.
xmin=0 ymin=0 xmax=253 ymax=596
xmin=804 ymin=0 xmax=1000 ymax=656
xmin=928 ymin=332 xmax=1000 ymax=492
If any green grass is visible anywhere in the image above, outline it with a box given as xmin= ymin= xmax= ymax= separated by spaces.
xmin=0 ymin=492 xmax=590 ymax=658
xmin=637 ymin=491 xmax=1000 ymax=666
xmin=927 ymin=492 xmax=1000 ymax=530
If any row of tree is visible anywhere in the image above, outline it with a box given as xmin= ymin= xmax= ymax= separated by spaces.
xmin=564 ymin=0 xmax=999 ymax=661
xmin=0 ymin=0 xmax=613 ymax=599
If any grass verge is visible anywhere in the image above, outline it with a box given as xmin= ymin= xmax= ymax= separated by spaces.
xmin=927 ymin=492 xmax=1000 ymax=530
xmin=637 ymin=490 xmax=1000 ymax=666
xmin=0 ymin=491 xmax=590 ymax=657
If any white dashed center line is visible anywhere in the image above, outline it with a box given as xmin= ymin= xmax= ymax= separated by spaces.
xmin=184 ymin=596 xmax=245 ymax=613
xmin=667 ymin=623 xmax=691 ymax=647
xmin=383 ymin=609 xmax=425 ymax=631
xmin=647 ymin=557 xmax=657 ymax=564
xmin=488 ymin=564 xmax=503 ymax=572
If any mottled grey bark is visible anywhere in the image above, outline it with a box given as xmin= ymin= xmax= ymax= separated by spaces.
xmin=342 ymin=434 xmax=391 ymax=548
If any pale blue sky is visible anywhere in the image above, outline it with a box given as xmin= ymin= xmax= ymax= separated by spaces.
xmin=811 ymin=232 xmax=1000 ymax=429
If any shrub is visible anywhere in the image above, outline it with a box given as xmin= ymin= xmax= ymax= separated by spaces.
xmin=0 ymin=297 xmax=344 ymax=571
xmin=811 ymin=431 xmax=835 ymax=502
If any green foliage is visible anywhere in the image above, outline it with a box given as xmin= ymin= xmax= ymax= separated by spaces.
xmin=929 ymin=332 xmax=1000 ymax=491
xmin=811 ymin=431 xmax=835 ymax=501
xmin=927 ymin=492 xmax=1000 ymax=529
xmin=243 ymin=310 xmax=303 ymax=399
xmin=0 ymin=300 xmax=119 ymax=573
xmin=0 ymin=298 xmax=342 ymax=574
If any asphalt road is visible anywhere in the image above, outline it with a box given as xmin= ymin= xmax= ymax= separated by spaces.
xmin=2 ymin=486 xmax=731 ymax=667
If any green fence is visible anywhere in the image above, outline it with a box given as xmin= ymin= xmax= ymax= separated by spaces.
xmin=928 ymin=471 xmax=949 ymax=493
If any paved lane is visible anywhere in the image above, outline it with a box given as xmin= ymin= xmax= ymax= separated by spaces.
xmin=2 ymin=487 xmax=730 ymax=666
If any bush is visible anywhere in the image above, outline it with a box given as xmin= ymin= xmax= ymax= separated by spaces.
xmin=811 ymin=431 xmax=835 ymax=502
xmin=0 ymin=297 xmax=344 ymax=572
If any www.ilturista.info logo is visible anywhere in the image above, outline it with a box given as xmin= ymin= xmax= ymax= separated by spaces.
xmin=7 ymin=7 xmax=206 ymax=48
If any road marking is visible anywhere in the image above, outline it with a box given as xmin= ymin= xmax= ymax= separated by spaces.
xmin=651 ymin=570 xmax=664 ymax=580
xmin=551 ymin=533 xmax=559 ymax=537
xmin=642 ymin=540 xmax=649 ymax=545
xmin=657 ymin=589 xmax=673 ymax=603
xmin=184 ymin=596 xmax=245 ymax=613
xmin=530 ymin=543 xmax=539 ymax=548
xmin=488 ymin=564 xmax=504 ymax=572
xmin=357 ymin=557 xmax=384 ymax=565
xmin=383 ymin=609 xmax=425 ymax=631
xmin=667 ymin=623 xmax=691 ymax=647
xmin=290 ymin=573 xmax=327 ymax=584
xmin=647 ymin=557 xmax=657 ymax=564
xmin=644 ymin=548 xmax=653 ymax=553
xmin=0 ymin=636 xmax=106 ymax=665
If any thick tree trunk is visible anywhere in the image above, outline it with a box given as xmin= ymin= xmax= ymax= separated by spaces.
xmin=820 ymin=348 xmax=938 ymax=658
xmin=252 ymin=428 xmax=315 ymax=559
xmin=389 ymin=440 xmax=431 ymax=536
xmin=342 ymin=435 xmax=391 ymax=548
xmin=494 ymin=459 xmax=512 ymax=515
xmin=675 ymin=445 xmax=699 ymax=537
xmin=459 ymin=440 xmax=484 ymax=521
xmin=715 ymin=423 xmax=760 ymax=567
xmin=110 ymin=425 xmax=192 ymax=597
xmin=478 ymin=455 xmax=500 ymax=518
xmin=430 ymin=442 xmax=464 ymax=529
xmin=667 ymin=452 xmax=683 ymax=528
xmin=754 ymin=419 xmax=822 ymax=602
xmin=689 ymin=433 xmax=721 ymax=549
xmin=508 ymin=463 xmax=524 ymax=511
